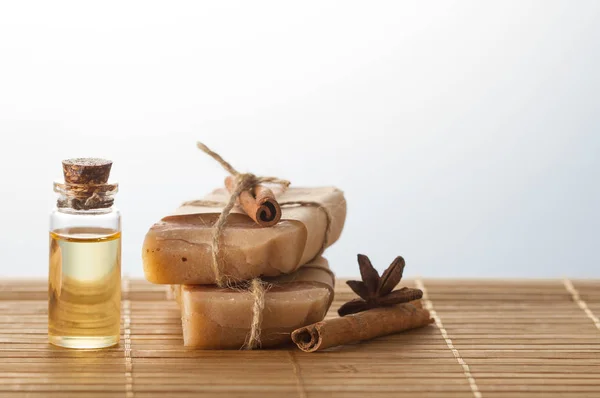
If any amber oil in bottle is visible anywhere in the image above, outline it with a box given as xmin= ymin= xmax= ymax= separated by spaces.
xmin=49 ymin=159 xmax=121 ymax=349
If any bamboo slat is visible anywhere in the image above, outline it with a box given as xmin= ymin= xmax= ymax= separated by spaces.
xmin=0 ymin=278 xmax=598 ymax=398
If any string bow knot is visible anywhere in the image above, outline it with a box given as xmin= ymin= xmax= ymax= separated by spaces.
xmin=195 ymin=141 xmax=331 ymax=350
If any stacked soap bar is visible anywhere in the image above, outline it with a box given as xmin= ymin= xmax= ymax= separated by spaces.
xmin=142 ymin=187 xmax=346 ymax=349
xmin=174 ymin=258 xmax=334 ymax=349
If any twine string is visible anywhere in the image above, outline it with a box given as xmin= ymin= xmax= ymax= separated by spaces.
xmin=84 ymin=190 xmax=103 ymax=209
xmin=196 ymin=142 xmax=290 ymax=288
xmin=196 ymin=142 xmax=289 ymax=349
xmin=243 ymin=278 xmax=268 ymax=350
xmin=195 ymin=141 xmax=332 ymax=349
xmin=209 ymin=173 xmax=256 ymax=287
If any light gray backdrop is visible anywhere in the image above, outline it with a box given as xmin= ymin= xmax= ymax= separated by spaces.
xmin=0 ymin=1 xmax=598 ymax=278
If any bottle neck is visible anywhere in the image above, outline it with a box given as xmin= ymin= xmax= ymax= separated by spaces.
xmin=56 ymin=205 xmax=116 ymax=215
xmin=54 ymin=181 xmax=118 ymax=212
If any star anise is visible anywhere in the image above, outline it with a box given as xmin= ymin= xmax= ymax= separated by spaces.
xmin=338 ymin=254 xmax=423 ymax=316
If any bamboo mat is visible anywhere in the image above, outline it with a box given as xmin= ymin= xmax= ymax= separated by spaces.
xmin=1 ymin=279 xmax=599 ymax=398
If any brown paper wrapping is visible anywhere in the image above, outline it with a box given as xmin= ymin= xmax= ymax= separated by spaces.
xmin=173 ymin=257 xmax=335 ymax=349
xmin=143 ymin=187 xmax=346 ymax=285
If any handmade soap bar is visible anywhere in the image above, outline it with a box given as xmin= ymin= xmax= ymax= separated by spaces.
xmin=143 ymin=187 xmax=346 ymax=284
xmin=173 ymin=257 xmax=335 ymax=349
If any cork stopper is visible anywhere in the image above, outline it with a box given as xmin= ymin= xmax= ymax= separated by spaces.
xmin=62 ymin=158 xmax=112 ymax=184
xmin=56 ymin=158 xmax=117 ymax=210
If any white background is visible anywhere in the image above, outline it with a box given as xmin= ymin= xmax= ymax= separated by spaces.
xmin=0 ymin=1 xmax=598 ymax=278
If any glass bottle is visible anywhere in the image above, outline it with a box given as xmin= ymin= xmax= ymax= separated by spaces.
xmin=48 ymin=158 xmax=121 ymax=349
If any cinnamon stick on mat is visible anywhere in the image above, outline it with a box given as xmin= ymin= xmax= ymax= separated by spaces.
xmin=291 ymin=301 xmax=433 ymax=352
xmin=225 ymin=175 xmax=282 ymax=227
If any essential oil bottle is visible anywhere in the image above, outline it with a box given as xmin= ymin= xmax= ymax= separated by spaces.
xmin=48 ymin=158 xmax=121 ymax=349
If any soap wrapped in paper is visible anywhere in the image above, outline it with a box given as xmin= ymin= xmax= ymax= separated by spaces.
xmin=173 ymin=257 xmax=335 ymax=349
xmin=143 ymin=187 xmax=346 ymax=284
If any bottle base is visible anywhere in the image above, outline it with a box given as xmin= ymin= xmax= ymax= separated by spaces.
xmin=49 ymin=335 xmax=119 ymax=349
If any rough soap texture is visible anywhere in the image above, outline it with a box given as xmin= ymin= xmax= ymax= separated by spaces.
xmin=174 ymin=257 xmax=335 ymax=349
xmin=143 ymin=187 xmax=346 ymax=284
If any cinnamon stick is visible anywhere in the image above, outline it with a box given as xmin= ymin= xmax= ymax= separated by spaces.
xmin=291 ymin=301 xmax=433 ymax=352
xmin=225 ymin=175 xmax=282 ymax=227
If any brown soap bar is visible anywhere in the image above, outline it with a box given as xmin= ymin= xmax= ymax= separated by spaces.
xmin=173 ymin=257 xmax=335 ymax=349
xmin=143 ymin=187 xmax=346 ymax=284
